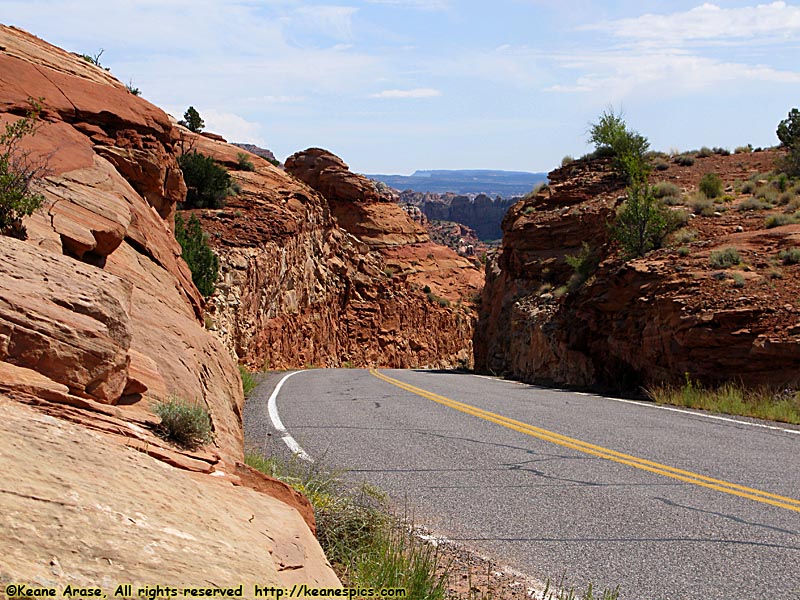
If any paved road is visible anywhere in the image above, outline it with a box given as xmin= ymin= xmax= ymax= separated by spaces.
xmin=244 ymin=368 xmax=800 ymax=600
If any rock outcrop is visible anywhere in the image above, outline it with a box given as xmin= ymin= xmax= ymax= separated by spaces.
xmin=0 ymin=24 xmax=339 ymax=590
xmin=189 ymin=142 xmax=481 ymax=370
xmin=286 ymin=148 xmax=430 ymax=247
xmin=477 ymin=152 xmax=800 ymax=390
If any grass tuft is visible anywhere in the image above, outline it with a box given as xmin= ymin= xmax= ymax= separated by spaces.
xmin=648 ymin=377 xmax=800 ymax=424
xmin=245 ymin=451 xmax=448 ymax=597
xmin=709 ymin=247 xmax=740 ymax=269
xmin=239 ymin=364 xmax=257 ymax=399
xmin=153 ymin=395 xmax=213 ymax=449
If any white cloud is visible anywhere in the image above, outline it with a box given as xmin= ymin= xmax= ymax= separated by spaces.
xmin=365 ymin=0 xmax=450 ymax=9
xmin=545 ymin=48 xmax=800 ymax=97
xmin=165 ymin=107 xmax=267 ymax=145
xmin=370 ymin=88 xmax=442 ymax=98
xmin=584 ymin=2 xmax=800 ymax=43
xmin=289 ymin=6 xmax=359 ymax=42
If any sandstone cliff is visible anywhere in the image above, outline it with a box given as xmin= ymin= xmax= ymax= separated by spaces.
xmin=477 ymin=152 xmax=800 ymax=390
xmin=187 ymin=141 xmax=482 ymax=370
xmin=0 ymin=25 xmax=338 ymax=591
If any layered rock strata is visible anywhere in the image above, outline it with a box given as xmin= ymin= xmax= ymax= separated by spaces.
xmin=477 ymin=154 xmax=800 ymax=390
xmin=0 ymin=24 xmax=338 ymax=589
xmin=191 ymin=142 xmax=481 ymax=369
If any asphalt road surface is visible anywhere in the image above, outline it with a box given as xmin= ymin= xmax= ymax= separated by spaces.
xmin=244 ymin=368 xmax=800 ymax=600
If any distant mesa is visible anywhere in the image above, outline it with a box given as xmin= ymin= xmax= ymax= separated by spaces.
xmin=365 ymin=169 xmax=547 ymax=197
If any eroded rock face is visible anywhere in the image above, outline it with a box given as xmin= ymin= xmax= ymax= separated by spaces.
xmin=0 ymin=237 xmax=132 ymax=403
xmin=286 ymin=148 xmax=430 ymax=247
xmin=0 ymin=24 xmax=341 ymax=591
xmin=188 ymin=138 xmax=480 ymax=369
xmin=0 ymin=398 xmax=340 ymax=590
xmin=477 ymin=155 xmax=800 ymax=390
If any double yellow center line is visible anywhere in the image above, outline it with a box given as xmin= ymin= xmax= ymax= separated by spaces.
xmin=370 ymin=369 xmax=800 ymax=514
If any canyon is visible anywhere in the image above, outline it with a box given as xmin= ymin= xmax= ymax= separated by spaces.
xmin=1 ymin=20 xmax=799 ymax=600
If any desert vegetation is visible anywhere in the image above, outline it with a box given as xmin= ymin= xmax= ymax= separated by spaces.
xmin=178 ymin=151 xmax=234 ymax=209
xmin=649 ymin=377 xmax=800 ymax=425
xmin=174 ymin=212 xmax=219 ymax=297
xmin=0 ymin=99 xmax=45 ymax=239
xmin=179 ymin=106 xmax=205 ymax=133
xmin=153 ymin=395 xmax=214 ymax=449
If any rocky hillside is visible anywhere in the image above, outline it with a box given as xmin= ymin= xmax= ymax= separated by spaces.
xmin=186 ymin=142 xmax=482 ymax=370
xmin=0 ymin=25 xmax=338 ymax=590
xmin=476 ymin=150 xmax=800 ymax=390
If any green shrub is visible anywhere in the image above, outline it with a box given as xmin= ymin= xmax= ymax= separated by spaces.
xmin=737 ymin=197 xmax=769 ymax=211
xmin=654 ymin=160 xmax=670 ymax=171
xmin=672 ymin=228 xmax=698 ymax=244
xmin=126 ymin=81 xmax=141 ymax=96
xmin=689 ymin=195 xmax=714 ymax=216
xmin=741 ymin=180 xmax=756 ymax=194
xmin=777 ymin=107 xmax=800 ymax=176
xmin=765 ymin=213 xmax=800 ymax=228
xmin=613 ymin=182 xmax=678 ymax=258
xmin=561 ymin=155 xmax=574 ymax=167
xmin=652 ymin=181 xmax=681 ymax=199
xmin=174 ymin=212 xmax=219 ymax=297
xmin=779 ymin=247 xmax=800 ymax=264
xmin=713 ymin=147 xmax=730 ymax=156
xmin=179 ymin=106 xmax=204 ymax=133
xmin=239 ymin=365 xmax=257 ymax=398
xmin=178 ymin=151 xmax=232 ymax=209
xmin=709 ymin=247 xmax=740 ymax=268
xmin=0 ymin=99 xmax=46 ymax=239
xmin=565 ymin=242 xmax=599 ymax=290
xmin=734 ymin=144 xmax=753 ymax=154
xmin=674 ymin=154 xmax=695 ymax=167
xmin=588 ymin=108 xmax=650 ymax=178
xmin=699 ymin=173 xmax=723 ymax=198
xmin=755 ymin=185 xmax=778 ymax=203
xmin=697 ymin=146 xmax=713 ymax=158
xmin=236 ymin=152 xmax=255 ymax=172
xmin=153 ymin=395 xmax=213 ymax=449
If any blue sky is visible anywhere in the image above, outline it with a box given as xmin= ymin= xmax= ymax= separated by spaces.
xmin=4 ymin=1 xmax=800 ymax=173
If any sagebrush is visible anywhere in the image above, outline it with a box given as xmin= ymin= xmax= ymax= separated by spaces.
xmin=153 ymin=395 xmax=213 ymax=448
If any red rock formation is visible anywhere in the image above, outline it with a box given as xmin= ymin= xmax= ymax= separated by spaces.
xmin=0 ymin=25 xmax=338 ymax=588
xmin=477 ymin=153 xmax=800 ymax=390
xmin=286 ymin=147 xmax=430 ymax=247
xmin=188 ymin=141 xmax=481 ymax=369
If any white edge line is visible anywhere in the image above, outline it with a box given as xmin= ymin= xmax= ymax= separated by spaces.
xmin=267 ymin=370 xmax=314 ymax=462
xmin=472 ymin=374 xmax=800 ymax=435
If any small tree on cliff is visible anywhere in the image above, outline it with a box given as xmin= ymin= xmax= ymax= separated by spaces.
xmin=0 ymin=99 xmax=46 ymax=239
xmin=588 ymin=107 xmax=650 ymax=180
xmin=174 ymin=212 xmax=219 ymax=297
xmin=612 ymin=156 xmax=677 ymax=258
xmin=180 ymin=106 xmax=205 ymax=133
xmin=777 ymin=107 xmax=800 ymax=176
xmin=177 ymin=151 xmax=232 ymax=209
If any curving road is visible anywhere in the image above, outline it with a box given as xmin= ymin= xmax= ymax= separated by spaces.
xmin=244 ymin=368 xmax=800 ymax=600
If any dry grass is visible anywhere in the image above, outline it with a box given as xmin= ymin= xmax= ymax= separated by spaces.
xmin=648 ymin=378 xmax=800 ymax=424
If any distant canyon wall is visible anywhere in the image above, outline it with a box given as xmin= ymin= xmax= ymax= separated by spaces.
xmin=401 ymin=191 xmax=518 ymax=241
